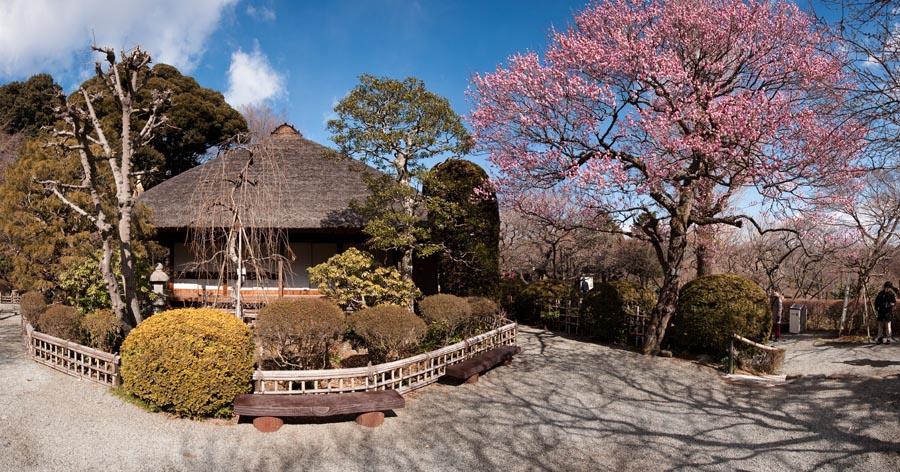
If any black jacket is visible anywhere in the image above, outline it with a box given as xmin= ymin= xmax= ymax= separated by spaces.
xmin=875 ymin=289 xmax=897 ymax=320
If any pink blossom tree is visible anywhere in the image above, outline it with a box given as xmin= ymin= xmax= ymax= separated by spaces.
xmin=469 ymin=0 xmax=863 ymax=354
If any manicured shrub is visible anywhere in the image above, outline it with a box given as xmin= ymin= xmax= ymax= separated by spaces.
xmin=20 ymin=291 xmax=47 ymax=327
xmin=670 ymin=274 xmax=770 ymax=355
xmin=419 ymin=294 xmax=473 ymax=341
xmin=37 ymin=304 xmax=82 ymax=341
xmin=256 ymin=298 xmax=346 ymax=369
xmin=581 ymin=281 xmax=655 ymax=343
xmin=467 ymin=296 xmax=503 ymax=331
xmin=119 ymin=308 xmax=254 ymax=418
xmin=81 ymin=308 xmax=124 ymax=353
xmin=513 ymin=279 xmax=578 ymax=324
xmin=308 ymin=247 xmax=420 ymax=311
xmin=349 ymin=305 xmax=427 ymax=363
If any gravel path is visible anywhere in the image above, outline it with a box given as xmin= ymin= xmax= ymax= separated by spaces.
xmin=1 ymin=315 xmax=899 ymax=471
xmin=780 ymin=332 xmax=900 ymax=378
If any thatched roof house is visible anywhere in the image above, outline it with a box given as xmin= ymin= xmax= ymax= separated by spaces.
xmin=141 ymin=124 xmax=378 ymax=232
xmin=139 ymin=124 xmax=407 ymax=304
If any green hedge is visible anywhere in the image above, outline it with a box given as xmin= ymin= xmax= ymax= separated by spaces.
xmin=670 ymin=274 xmax=770 ymax=355
xmin=581 ymin=281 xmax=655 ymax=343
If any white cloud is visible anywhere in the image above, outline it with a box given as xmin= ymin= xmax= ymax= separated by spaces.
xmin=224 ymin=46 xmax=286 ymax=108
xmin=0 ymin=0 xmax=237 ymax=78
xmin=246 ymin=4 xmax=276 ymax=21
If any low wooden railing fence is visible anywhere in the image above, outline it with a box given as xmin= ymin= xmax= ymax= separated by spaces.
xmin=254 ymin=322 xmax=519 ymax=395
xmin=0 ymin=291 xmax=20 ymax=304
xmin=23 ymin=322 xmax=121 ymax=387
xmin=19 ymin=318 xmax=517 ymax=395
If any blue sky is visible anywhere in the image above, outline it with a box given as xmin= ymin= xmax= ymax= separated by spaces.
xmin=0 ymin=0 xmax=842 ymax=170
xmin=0 ymin=0 xmax=592 ymax=152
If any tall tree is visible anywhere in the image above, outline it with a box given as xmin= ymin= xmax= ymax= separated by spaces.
xmin=424 ymin=159 xmax=500 ymax=298
xmin=0 ymin=74 xmax=61 ymax=136
xmin=44 ymin=46 xmax=169 ymax=330
xmin=79 ymin=63 xmax=247 ymax=181
xmin=0 ymin=139 xmax=94 ymax=292
xmin=469 ymin=0 xmax=861 ymax=354
xmin=327 ymin=75 xmax=471 ymax=308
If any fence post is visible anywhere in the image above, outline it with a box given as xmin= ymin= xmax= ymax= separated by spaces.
xmin=728 ymin=332 xmax=735 ymax=375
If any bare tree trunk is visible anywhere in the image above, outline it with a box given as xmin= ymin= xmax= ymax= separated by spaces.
xmin=100 ymin=235 xmax=132 ymax=327
xmin=45 ymin=46 xmax=169 ymax=330
xmin=695 ymin=242 xmax=712 ymax=277
xmin=642 ymin=272 xmax=681 ymax=355
xmin=642 ymin=203 xmax=691 ymax=355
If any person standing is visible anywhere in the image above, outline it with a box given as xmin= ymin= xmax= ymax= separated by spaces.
xmin=770 ymin=288 xmax=784 ymax=342
xmin=874 ymin=281 xmax=896 ymax=344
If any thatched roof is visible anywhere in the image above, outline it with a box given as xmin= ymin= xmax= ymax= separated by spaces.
xmin=140 ymin=124 xmax=379 ymax=231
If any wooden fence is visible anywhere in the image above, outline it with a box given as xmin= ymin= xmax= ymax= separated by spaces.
xmin=23 ymin=322 xmax=121 ymax=387
xmin=19 ymin=318 xmax=517 ymax=394
xmin=254 ymin=322 xmax=519 ymax=395
xmin=0 ymin=291 xmax=20 ymax=304
xmin=548 ymin=302 xmax=581 ymax=335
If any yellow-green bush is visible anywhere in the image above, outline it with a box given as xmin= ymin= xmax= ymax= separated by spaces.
xmin=349 ymin=305 xmax=427 ymax=363
xmin=38 ymin=304 xmax=82 ymax=341
xmin=81 ymin=308 xmax=124 ymax=353
xmin=256 ymin=298 xmax=345 ymax=369
xmin=120 ymin=308 xmax=254 ymax=418
xmin=581 ymin=281 xmax=655 ymax=343
xmin=670 ymin=274 xmax=770 ymax=355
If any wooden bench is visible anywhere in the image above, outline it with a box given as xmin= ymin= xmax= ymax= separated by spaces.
xmin=444 ymin=345 xmax=521 ymax=384
xmin=234 ymin=390 xmax=405 ymax=432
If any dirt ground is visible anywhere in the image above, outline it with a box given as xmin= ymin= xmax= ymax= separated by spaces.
xmin=2 ymin=316 xmax=899 ymax=471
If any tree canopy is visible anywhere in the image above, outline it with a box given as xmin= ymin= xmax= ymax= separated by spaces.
xmin=0 ymin=73 xmax=61 ymax=136
xmin=424 ymin=159 xmax=500 ymax=298
xmin=469 ymin=0 xmax=862 ymax=353
xmin=77 ymin=63 xmax=247 ymax=181
xmin=328 ymin=74 xmax=471 ymax=308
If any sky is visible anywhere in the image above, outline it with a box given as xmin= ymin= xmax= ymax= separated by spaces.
xmin=0 ymin=0 xmax=843 ymax=171
xmin=0 ymin=0 xmax=597 ymax=162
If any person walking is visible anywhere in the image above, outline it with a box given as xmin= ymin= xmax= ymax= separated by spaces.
xmin=770 ymin=288 xmax=784 ymax=342
xmin=874 ymin=281 xmax=896 ymax=344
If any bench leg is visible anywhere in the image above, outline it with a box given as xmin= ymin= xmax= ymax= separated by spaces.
xmin=356 ymin=411 xmax=385 ymax=428
xmin=252 ymin=416 xmax=284 ymax=433
xmin=465 ymin=373 xmax=479 ymax=384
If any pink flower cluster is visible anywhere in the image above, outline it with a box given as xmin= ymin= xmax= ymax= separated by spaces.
xmin=468 ymin=0 xmax=864 ymax=230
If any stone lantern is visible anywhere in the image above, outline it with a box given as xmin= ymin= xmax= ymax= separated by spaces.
xmin=149 ymin=263 xmax=170 ymax=314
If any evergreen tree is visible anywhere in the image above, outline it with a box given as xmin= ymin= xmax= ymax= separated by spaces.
xmin=425 ymin=159 xmax=500 ymax=298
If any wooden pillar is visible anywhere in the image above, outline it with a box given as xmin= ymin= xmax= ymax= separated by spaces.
xmin=278 ymin=259 xmax=284 ymax=299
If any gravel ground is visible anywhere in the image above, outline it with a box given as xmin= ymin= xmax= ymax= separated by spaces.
xmin=780 ymin=332 xmax=900 ymax=378
xmin=1 ymin=315 xmax=899 ymax=472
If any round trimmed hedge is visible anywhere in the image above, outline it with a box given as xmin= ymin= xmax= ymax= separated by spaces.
xmin=256 ymin=298 xmax=345 ymax=369
xmin=581 ymin=281 xmax=655 ymax=343
xmin=419 ymin=294 xmax=472 ymax=332
xmin=20 ymin=291 xmax=47 ymax=328
xmin=81 ymin=308 xmax=124 ymax=352
xmin=467 ymin=296 xmax=501 ymax=330
xmin=120 ymin=308 xmax=254 ymax=418
xmin=513 ymin=279 xmax=578 ymax=324
xmin=670 ymin=274 xmax=770 ymax=355
xmin=38 ymin=304 xmax=81 ymax=341
xmin=349 ymin=305 xmax=427 ymax=363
